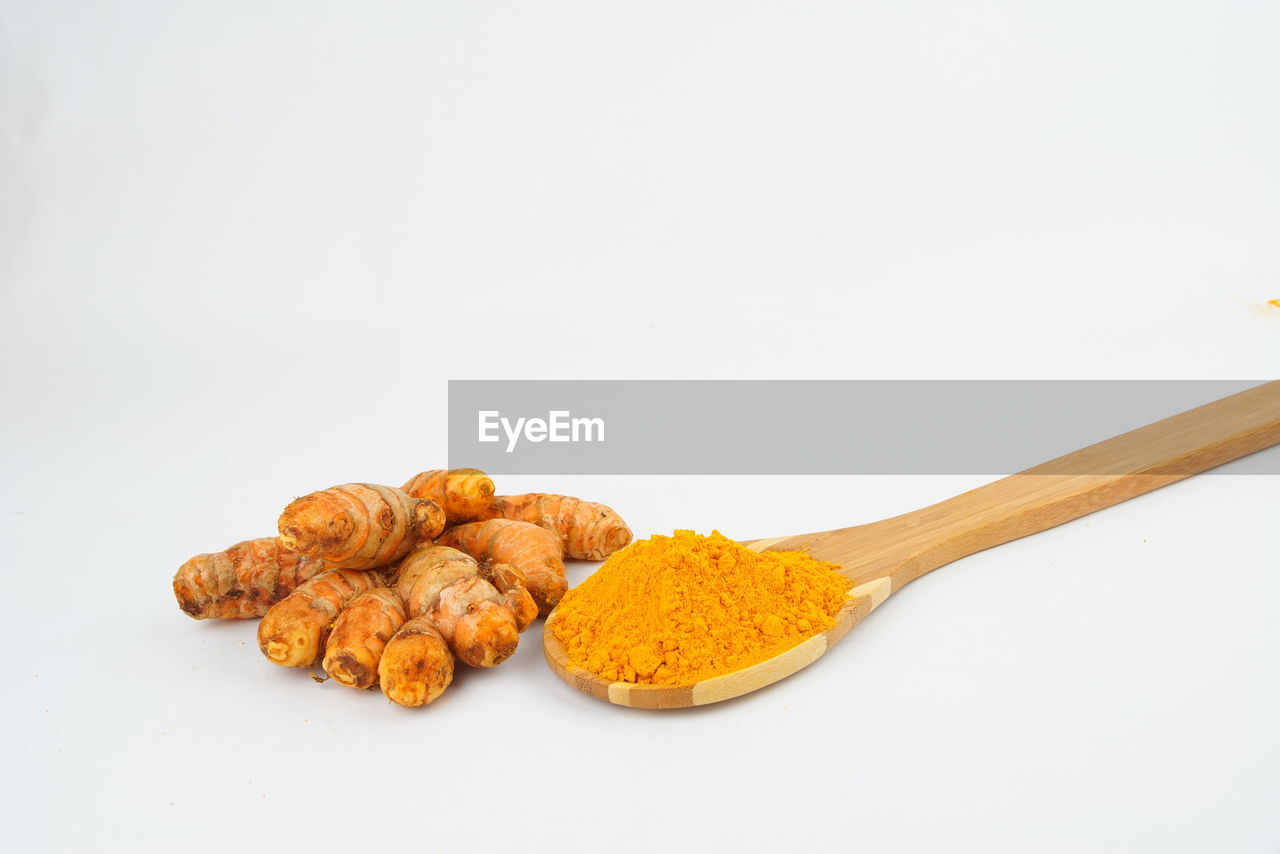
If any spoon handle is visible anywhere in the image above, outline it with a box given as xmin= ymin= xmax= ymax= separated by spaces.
xmin=557 ymin=381 xmax=1280 ymax=708
xmin=809 ymin=381 xmax=1280 ymax=590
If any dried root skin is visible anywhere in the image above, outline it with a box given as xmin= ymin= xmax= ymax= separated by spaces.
xmin=438 ymin=519 xmax=568 ymax=616
xmin=322 ymin=587 xmax=407 ymax=689
xmin=452 ymin=599 xmax=520 ymax=667
xmin=173 ymin=537 xmax=327 ymax=620
xmin=483 ymin=562 xmax=538 ymax=632
xmin=487 ymin=494 xmax=632 ymax=560
xmin=257 ymin=569 xmax=384 ymax=668
xmin=277 ymin=483 xmax=444 ymax=570
xmin=395 ymin=544 xmax=522 ymax=666
xmin=432 ymin=577 xmax=519 ymax=667
xmin=395 ymin=545 xmax=480 ymax=619
xmin=379 ymin=616 xmax=455 ymax=707
xmin=402 ymin=469 xmax=495 ymax=523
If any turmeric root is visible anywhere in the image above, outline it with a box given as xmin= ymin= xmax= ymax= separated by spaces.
xmin=482 ymin=563 xmax=538 ymax=632
xmin=395 ymin=545 xmax=478 ymax=616
xmin=438 ymin=519 xmax=568 ymax=616
xmin=173 ymin=537 xmax=327 ymax=619
xmin=258 ymin=568 xmax=385 ymax=668
xmin=322 ymin=587 xmax=407 ymax=689
xmin=278 ymin=483 xmax=445 ymax=571
xmin=483 ymin=494 xmax=632 ymax=560
xmin=402 ymin=469 xmax=495 ymax=523
xmin=432 ymin=577 xmax=520 ymax=667
xmin=395 ymin=544 xmax=521 ymax=667
xmin=378 ymin=616 xmax=455 ymax=707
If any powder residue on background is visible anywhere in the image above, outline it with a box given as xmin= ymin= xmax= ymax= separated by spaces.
xmin=550 ymin=530 xmax=850 ymax=685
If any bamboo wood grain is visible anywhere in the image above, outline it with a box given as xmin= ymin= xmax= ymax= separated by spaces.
xmin=543 ymin=381 xmax=1280 ymax=708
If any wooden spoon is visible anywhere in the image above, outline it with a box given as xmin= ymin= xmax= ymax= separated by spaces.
xmin=543 ymin=381 xmax=1280 ymax=708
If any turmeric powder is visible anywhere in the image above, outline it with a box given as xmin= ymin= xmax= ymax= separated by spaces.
xmin=550 ymin=530 xmax=849 ymax=685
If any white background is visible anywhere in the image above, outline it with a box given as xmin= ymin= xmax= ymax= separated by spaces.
xmin=3 ymin=2 xmax=1279 ymax=852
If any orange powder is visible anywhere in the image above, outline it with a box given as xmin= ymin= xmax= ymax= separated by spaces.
xmin=550 ymin=530 xmax=849 ymax=685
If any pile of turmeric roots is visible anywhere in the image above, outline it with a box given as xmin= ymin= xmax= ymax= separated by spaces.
xmin=173 ymin=469 xmax=632 ymax=707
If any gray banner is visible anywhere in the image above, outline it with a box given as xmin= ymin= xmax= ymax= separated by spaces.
xmin=447 ymin=380 xmax=1280 ymax=475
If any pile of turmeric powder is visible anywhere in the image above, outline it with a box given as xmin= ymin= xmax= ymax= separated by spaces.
xmin=550 ymin=530 xmax=850 ymax=685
